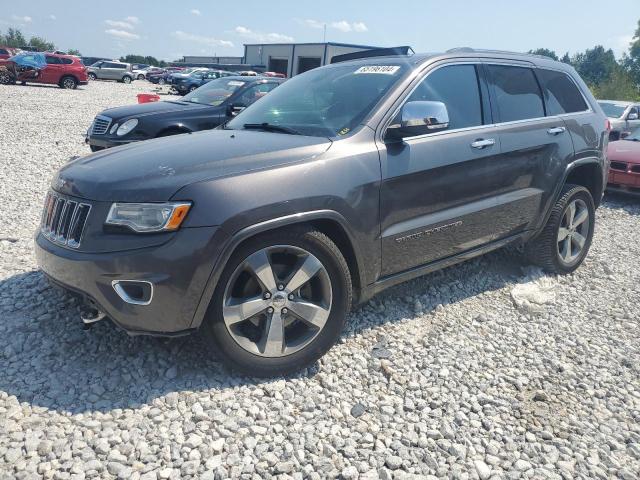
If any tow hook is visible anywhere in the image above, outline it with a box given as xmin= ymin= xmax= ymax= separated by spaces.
xmin=79 ymin=305 xmax=106 ymax=330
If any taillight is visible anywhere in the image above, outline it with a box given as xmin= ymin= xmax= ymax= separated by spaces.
xmin=605 ymin=119 xmax=612 ymax=132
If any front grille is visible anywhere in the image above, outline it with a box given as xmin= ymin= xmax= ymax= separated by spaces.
xmin=91 ymin=115 xmax=112 ymax=135
xmin=610 ymin=161 xmax=628 ymax=172
xmin=40 ymin=192 xmax=91 ymax=248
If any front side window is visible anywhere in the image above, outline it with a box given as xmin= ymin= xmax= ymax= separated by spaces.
xmin=405 ymin=64 xmax=483 ymax=131
xmin=236 ymin=83 xmax=279 ymax=107
xmin=487 ymin=65 xmax=544 ymax=122
xmin=226 ymin=62 xmax=409 ymax=137
xmin=45 ymin=55 xmax=61 ymax=65
xmin=537 ymin=69 xmax=588 ymax=115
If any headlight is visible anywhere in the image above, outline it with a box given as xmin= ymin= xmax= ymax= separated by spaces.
xmin=116 ymin=119 xmax=138 ymax=136
xmin=106 ymin=202 xmax=191 ymax=232
xmin=109 ymin=123 xmax=119 ymax=134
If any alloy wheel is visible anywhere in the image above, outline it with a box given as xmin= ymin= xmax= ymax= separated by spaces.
xmin=222 ymin=245 xmax=332 ymax=357
xmin=62 ymin=78 xmax=75 ymax=89
xmin=557 ymin=198 xmax=590 ymax=265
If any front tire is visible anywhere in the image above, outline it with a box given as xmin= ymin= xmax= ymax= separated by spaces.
xmin=189 ymin=85 xmax=197 ymax=92
xmin=137 ymin=74 xmax=145 ymax=80
xmin=202 ymin=227 xmax=352 ymax=377
xmin=60 ymin=76 xmax=77 ymax=89
xmin=0 ymin=70 xmax=13 ymax=85
xmin=525 ymin=184 xmax=595 ymax=274
xmin=88 ymin=73 xmax=97 ymax=81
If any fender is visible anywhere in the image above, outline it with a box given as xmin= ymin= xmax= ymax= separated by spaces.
xmin=533 ymin=156 xmax=604 ymax=235
xmin=189 ymin=209 xmax=365 ymax=329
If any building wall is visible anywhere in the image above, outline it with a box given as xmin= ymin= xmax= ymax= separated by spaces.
xmin=243 ymin=43 xmax=377 ymax=77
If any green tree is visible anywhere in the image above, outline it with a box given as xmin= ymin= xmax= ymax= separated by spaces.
xmin=0 ymin=28 xmax=27 ymax=48
xmin=529 ymin=48 xmax=558 ymax=61
xmin=67 ymin=48 xmax=82 ymax=56
xmin=591 ymin=69 xmax=639 ymax=101
xmin=119 ymin=54 xmax=165 ymax=67
xmin=560 ymin=52 xmax=571 ymax=64
xmin=27 ymin=36 xmax=56 ymax=52
xmin=572 ymin=45 xmax=618 ymax=86
xmin=623 ymin=19 xmax=640 ymax=86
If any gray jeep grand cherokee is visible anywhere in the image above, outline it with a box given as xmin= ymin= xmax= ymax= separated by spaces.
xmin=36 ymin=48 xmax=608 ymax=376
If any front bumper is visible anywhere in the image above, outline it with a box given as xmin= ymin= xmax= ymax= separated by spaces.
xmin=35 ymin=226 xmax=221 ymax=335
xmin=85 ymin=133 xmax=137 ymax=149
xmin=607 ymin=166 xmax=640 ymax=195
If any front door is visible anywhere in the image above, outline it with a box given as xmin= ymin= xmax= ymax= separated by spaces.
xmin=379 ymin=63 xmax=511 ymax=276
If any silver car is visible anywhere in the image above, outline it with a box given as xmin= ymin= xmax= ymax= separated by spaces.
xmin=597 ymin=100 xmax=640 ymax=140
xmin=87 ymin=61 xmax=134 ymax=84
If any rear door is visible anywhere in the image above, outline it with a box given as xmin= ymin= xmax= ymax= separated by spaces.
xmin=484 ymin=64 xmax=575 ymax=233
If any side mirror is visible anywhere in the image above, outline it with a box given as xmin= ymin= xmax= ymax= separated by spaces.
xmin=228 ymin=104 xmax=246 ymax=116
xmin=628 ymin=112 xmax=638 ymax=121
xmin=386 ymin=101 xmax=450 ymax=141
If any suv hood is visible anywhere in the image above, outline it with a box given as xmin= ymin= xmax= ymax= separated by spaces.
xmin=53 ymin=130 xmax=332 ymax=202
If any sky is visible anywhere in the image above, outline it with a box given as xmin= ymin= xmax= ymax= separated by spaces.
xmin=1 ymin=0 xmax=638 ymax=61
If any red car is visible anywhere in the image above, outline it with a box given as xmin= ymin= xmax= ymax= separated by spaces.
xmin=0 ymin=46 xmax=18 ymax=60
xmin=0 ymin=52 xmax=88 ymax=89
xmin=607 ymin=129 xmax=640 ymax=195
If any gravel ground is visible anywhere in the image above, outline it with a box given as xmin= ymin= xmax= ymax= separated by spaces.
xmin=1 ymin=81 xmax=640 ymax=480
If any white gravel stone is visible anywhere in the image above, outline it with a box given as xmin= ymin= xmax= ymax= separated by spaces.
xmin=1 ymin=81 xmax=640 ymax=479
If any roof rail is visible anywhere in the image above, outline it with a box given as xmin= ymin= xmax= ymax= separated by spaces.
xmin=330 ymin=46 xmax=414 ymax=64
xmin=446 ymin=47 xmax=556 ymax=61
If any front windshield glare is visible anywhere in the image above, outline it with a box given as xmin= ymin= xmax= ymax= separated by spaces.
xmin=182 ymin=78 xmax=247 ymax=106
xmin=599 ymin=102 xmax=627 ymax=119
xmin=226 ymin=63 xmax=408 ymax=137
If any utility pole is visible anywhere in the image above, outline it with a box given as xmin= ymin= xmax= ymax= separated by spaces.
xmin=323 ymin=24 xmax=327 ymax=43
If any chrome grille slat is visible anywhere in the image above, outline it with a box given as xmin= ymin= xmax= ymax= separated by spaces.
xmin=91 ymin=115 xmax=112 ymax=135
xmin=40 ymin=192 xmax=91 ymax=249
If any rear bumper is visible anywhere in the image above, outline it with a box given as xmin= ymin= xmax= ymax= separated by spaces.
xmin=607 ymin=168 xmax=640 ymax=194
xmin=34 ymin=226 xmax=222 ymax=335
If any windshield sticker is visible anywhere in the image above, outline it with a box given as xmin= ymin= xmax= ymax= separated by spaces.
xmin=354 ymin=66 xmax=400 ymax=75
xmin=227 ymin=81 xmax=245 ymax=86
xmin=338 ymin=127 xmax=351 ymax=136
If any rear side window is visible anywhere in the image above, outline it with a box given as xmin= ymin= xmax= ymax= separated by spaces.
xmin=537 ymin=69 xmax=588 ymax=115
xmin=45 ymin=56 xmax=61 ymax=65
xmin=407 ymin=64 xmax=483 ymax=131
xmin=486 ymin=65 xmax=544 ymax=122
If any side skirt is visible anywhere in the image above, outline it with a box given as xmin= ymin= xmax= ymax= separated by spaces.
xmin=358 ymin=232 xmax=529 ymax=304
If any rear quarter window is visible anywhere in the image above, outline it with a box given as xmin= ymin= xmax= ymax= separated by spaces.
xmin=486 ymin=65 xmax=545 ymax=122
xmin=537 ymin=69 xmax=588 ymax=115
xmin=60 ymin=58 xmax=73 ymax=65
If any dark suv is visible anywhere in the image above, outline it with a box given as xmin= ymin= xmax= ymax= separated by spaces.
xmin=35 ymin=49 xmax=608 ymax=376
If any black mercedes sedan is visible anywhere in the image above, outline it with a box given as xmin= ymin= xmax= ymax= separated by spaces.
xmin=86 ymin=76 xmax=284 ymax=151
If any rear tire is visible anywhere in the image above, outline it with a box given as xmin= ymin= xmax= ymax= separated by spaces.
xmin=202 ymin=227 xmax=352 ymax=377
xmin=122 ymin=76 xmax=132 ymax=84
xmin=524 ymin=184 xmax=595 ymax=274
xmin=137 ymin=74 xmax=145 ymax=80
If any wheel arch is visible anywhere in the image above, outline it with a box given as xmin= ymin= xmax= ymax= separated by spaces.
xmin=563 ymin=159 xmax=604 ymax=208
xmin=190 ymin=210 xmax=365 ymax=330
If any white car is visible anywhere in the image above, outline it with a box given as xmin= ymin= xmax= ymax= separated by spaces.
xmin=598 ymin=100 xmax=640 ymax=140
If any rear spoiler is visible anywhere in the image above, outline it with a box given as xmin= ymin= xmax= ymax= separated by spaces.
xmin=330 ymin=46 xmax=414 ymax=64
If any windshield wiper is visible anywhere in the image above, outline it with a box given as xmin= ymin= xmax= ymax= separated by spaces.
xmin=243 ymin=123 xmax=302 ymax=135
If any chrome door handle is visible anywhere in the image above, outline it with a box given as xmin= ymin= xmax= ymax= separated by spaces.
xmin=547 ymin=127 xmax=566 ymax=135
xmin=471 ymin=138 xmax=495 ymax=149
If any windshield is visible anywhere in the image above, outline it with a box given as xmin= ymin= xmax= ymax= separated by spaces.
xmin=599 ymin=102 xmax=628 ymax=119
xmin=226 ymin=63 xmax=409 ymax=137
xmin=182 ymin=77 xmax=248 ymax=106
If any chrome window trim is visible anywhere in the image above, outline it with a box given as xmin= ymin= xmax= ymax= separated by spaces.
xmin=380 ymin=60 xmax=594 ymax=142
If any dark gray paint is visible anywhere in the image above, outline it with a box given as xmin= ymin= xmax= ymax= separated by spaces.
xmin=36 ymin=50 xmax=608 ymax=335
